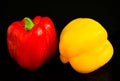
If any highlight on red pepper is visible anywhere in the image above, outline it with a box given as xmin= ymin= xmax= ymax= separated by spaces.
xmin=7 ymin=16 xmax=57 ymax=70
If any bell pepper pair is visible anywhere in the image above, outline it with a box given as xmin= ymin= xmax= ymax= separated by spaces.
xmin=7 ymin=16 xmax=114 ymax=73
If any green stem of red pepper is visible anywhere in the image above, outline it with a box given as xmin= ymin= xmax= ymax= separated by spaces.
xmin=24 ymin=17 xmax=34 ymax=31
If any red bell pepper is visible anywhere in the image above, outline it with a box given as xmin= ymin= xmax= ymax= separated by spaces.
xmin=7 ymin=16 xmax=57 ymax=70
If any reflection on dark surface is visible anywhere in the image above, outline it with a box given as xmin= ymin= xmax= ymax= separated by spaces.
xmin=86 ymin=66 xmax=111 ymax=81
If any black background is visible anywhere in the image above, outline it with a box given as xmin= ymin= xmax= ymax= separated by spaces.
xmin=1 ymin=0 xmax=120 ymax=81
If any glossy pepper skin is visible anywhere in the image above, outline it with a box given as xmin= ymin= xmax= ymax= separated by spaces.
xmin=7 ymin=16 xmax=57 ymax=70
xmin=59 ymin=18 xmax=114 ymax=73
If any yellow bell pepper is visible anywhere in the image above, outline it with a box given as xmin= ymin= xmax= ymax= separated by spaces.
xmin=59 ymin=18 xmax=114 ymax=73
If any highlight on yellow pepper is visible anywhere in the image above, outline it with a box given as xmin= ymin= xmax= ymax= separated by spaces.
xmin=59 ymin=18 xmax=114 ymax=74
